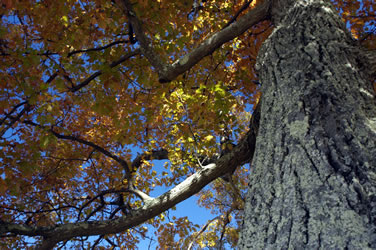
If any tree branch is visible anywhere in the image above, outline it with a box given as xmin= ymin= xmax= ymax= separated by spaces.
xmin=69 ymin=49 xmax=141 ymax=92
xmin=50 ymin=130 xmax=131 ymax=177
xmin=223 ymin=0 xmax=254 ymax=28
xmin=128 ymin=188 xmax=153 ymax=202
xmin=218 ymin=209 xmax=232 ymax=247
xmin=2 ymin=101 xmax=261 ymax=249
xmin=0 ymin=101 xmax=28 ymax=127
xmin=116 ymin=0 xmax=271 ymax=82
xmin=67 ymin=40 xmax=130 ymax=57
xmin=0 ymin=102 xmax=30 ymax=138
xmin=1 ymin=39 xmax=130 ymax=58
xmin=187 ymin=216 xmax=221 ymax=250
xmin=19 ymin=119 xmax=132 ymax=178
xmin=131 ymin=149 xmax=169 ymax=170
xmin=77 ymin=188 xmax=130 ymax=221
xmin=116 ymin=0 xmax=166 ymax=74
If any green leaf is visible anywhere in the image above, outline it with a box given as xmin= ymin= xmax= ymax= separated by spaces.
xmin=40 ymin=135 xmax=50 ymax=149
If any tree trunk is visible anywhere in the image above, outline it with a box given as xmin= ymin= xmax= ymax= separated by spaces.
xmin=239 ymin=0 xmax=376 ymax=249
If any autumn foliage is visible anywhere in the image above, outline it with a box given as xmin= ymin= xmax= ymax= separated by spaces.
xmin=0 ymin=0 xmax=375 ymax=248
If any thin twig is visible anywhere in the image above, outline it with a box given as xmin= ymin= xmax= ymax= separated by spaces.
xmin=187 ymin=216 xmax=221 ymax=250
xmin=17 ymin=118 xmax=132 ymax=178
xmin=68 ymin=40 xmax=129 ymax=57
xmin=223 ymin=0 xmax=254 ymax=29
xmin=69 ymin=49 xmax=141 ymax=92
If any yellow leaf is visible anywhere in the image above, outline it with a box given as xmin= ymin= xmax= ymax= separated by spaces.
xmin=204 ymin=135 xmax=214 ymax=142
xmin=351 ymin=28 xmax=358 ymax=39
xmin=61 ymin=16 xmax=69 ymax=27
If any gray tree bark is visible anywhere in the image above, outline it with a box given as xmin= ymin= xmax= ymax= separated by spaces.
xmin=239 ymin=0 xmax=376 ymax=249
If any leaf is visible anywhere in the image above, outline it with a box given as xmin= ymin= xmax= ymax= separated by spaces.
xmin=203 ymin=135 xmax=214 ymax=142
xmin=40 ymin=135 xmax=50 ymax=149
xmin=61 ymin=16 xmax=69 ymax=27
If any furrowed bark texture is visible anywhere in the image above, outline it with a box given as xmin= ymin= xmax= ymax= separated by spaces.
xmin=239 ymin=0 xmax=376 ymax=249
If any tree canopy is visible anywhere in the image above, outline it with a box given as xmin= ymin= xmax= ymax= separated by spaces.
xmin=0 ymin=0 xmax=375 ymax=248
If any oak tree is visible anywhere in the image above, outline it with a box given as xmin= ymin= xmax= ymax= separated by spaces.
xmin=0 ymin=0 xmax=375 ymax=249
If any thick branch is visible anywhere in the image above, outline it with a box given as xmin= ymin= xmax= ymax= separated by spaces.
xmin=131 ymin=149 xmax=169 ymax=169
xmin=1 ymin=101 xmax=261 ymax=249
xmin=158 ymin=1 xmax=269 ymax=82
xmin=116 ymin=0 xmax=271 ymax=82
xmin=117 ymin=0 xmax=166 ymax=73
